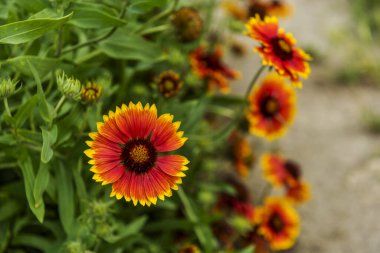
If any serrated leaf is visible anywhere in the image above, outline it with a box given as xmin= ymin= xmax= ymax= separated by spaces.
xmin=70 ymin=7 xmax=126 ymax=29
xmin=0 ymin=13 xmax=73 ymax=44
xmin=56 ymin=162 xmax=75 ymax=235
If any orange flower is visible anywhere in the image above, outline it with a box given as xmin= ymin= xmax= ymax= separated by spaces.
xmin=245 ymin=15 xmax=311 ymax=88
xmin=190 ymin=46 xmax=240 ymax=93
xmin=265 ymin=0 xmax=293 ymax=18
xmin=286 ymin=180 xmax=311 ymax=204
xmin=261 ymin=153 xmax=301 ymax=187
xmin=232 ymin=134 xmax=254 ymax=177
xmin=259 ymin=197 xmax=300 ymax=250
xmin=84 ymin=102 xmax=189 ymax=206
xmin=246 ymin=73 xmax=296 ymax=140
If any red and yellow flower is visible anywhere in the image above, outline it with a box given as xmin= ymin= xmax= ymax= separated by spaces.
xmin=154 ymin=70 xmax=182 ymax=98
xmin=263 ymin=0 xmax=293 ymax=18
xmin=81 ymin=82 xmax=102 ymax=103
xmin=245 ymin=15 xmax=311 ymax=88
xmin=246 ymin=73 xmax=296 ymax=140
xmin=84 ymin=102 xmax=189 ymax=206
xmin=261 ymin=153 xmax=301 ymax=187
xmin=259 ymin=197 xmax=300 ymax=250
xmin=190 ymin=46 xmax=240 ymax=93
xmin=231 ymin=134 xmax=254 ymax=177
xmin=286 ymin=180 xmax=311 ymax=204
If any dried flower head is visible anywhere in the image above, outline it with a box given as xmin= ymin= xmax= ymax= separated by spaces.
xmin=171 ymin=7 xmax=203 ymax=42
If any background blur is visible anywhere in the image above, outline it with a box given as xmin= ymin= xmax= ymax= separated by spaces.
xmin=228 ymin=0 xmax=380 ymax=252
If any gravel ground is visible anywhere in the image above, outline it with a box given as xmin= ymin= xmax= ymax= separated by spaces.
xmin=227 ymin=0 xmax=380 ymax=252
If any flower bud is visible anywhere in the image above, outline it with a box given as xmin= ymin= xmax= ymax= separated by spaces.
xmin=81 ymin=82 xmax=102 ymax=104
xmin=0 ymin=78 xmax=20 ymax=99
xmin=56 ymin=71 xmax=82 ymax=101
xmin=154 ymin=71 xmax=182 ymax=98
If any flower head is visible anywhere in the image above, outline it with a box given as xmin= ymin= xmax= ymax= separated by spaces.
xmin=154 ymin=71 xmax=182 ymax=98
xmin=245 ymin=15 xmax=311 ymax=88
xmin=84 ymin=102 xmax=189 ymax=206
xmin=259 ymin=197 xmax=300 ymax=250
xmin=0 ymin=78 xmax=20 ymax=99
xmin=171 ymin=7 xmax=203 ymax=42
xmin=178 ymin=244 xmax=201 ymax=253
xmin=261 ymin=153 xmax=301 ymax=187
xmin=56 ymin=71 xmax=82 ymax=100
xmin=286 ymin=180 xmax=311 ymax=204
xmin=230 ymin=133 xmax=254 ymax=177
xmin=81 ymin=82 xmax=102 ymax=103
xmin=246 ymin=73 xmax=296 ymax=140
xmin=190 ymin=46 xmax=239 ymax=93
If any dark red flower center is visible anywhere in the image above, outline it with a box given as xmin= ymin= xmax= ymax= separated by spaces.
xmin=157 ymin=74 xmax=181 ymax=97
xmin=284 ymin=160 xmax=301 ymax=180
xmin=121 ymin=139 xmax=157 ymax=174
xmin=260 ymin=96 xmax=280 ymax=118
xmin=201 ymin=53 xmax=223 ymax=72
xmin=271 ymin=38 xmax=293 ymax=61
xmin=268 ymin=213 xmax=284 ymax=233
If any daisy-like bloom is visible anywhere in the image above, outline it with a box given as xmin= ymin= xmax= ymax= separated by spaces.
xmin=261 ymin=153 xmax=301 ymax=187
xmin=178 ymin=244 xmax=201 ymax=253
xmin=286 ymin=180 xmax=311 ymax=204
xmin=222 ymin=1 xmax=247 ymax=21
xmin=247 ymin=73 xmax=296 ymax=140
xmin=81 ymin=82 xmax=102 ymax=103
xmin=232 ymin=135 xmax=254 ymax=177
xmin=259 ymin=197 xmax=300 ymax=250
xmin=171 ymin=7 xmax=203 ymax=42
xmin=265 ymin=0 xmax=293 ymax=18
xmin=190 ymin=46 xmax=240 ymax=93
xmin=154 ymin=71 xmax=182 ymax=98
xmin=84 ymin=102 xmax=189 ymax=206
xmin=245 ymin=15 xmax=311 ymax=88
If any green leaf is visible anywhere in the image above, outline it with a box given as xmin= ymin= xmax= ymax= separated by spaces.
xmin=33 ymin=162 xmax=50 ymax=208
xmin=70 ymin=6 xmax=126 ymax=29
xmin=99 ymin=31 xmax=161 ymax=62
xmin=0 ymin=13 xmax=73 ymax=44
xmin=72 ymin=158 xmax=87 ymax=202
xmin=129 ymin=0 xmax=169 ymax=14
xmin=41 ymin=125 xmax=58 ymax=163
xmin=105 ymin=216 xmax=147 ymax=243
xmin=18 ymin=152 xmax=45 ymax=223
xmin=56 ymin=162 xmax=75 ymax=235
xmin=236 ymin=245 xmax=255 ymax=253
xmin=13 ymin=95 xmax=38 ymax=128
xmin=27 ymin=60 xmax=56 ymax=123
xmin=0 ymin=13 xmax=72 ymax=44
xmin=6 ymin=56 xmax=61 ymax=77
xmin=0 ymin=200 xmax=22 ymax=222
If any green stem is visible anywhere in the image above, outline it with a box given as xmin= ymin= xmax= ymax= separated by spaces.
xmin=245 ymin=65 xmax=267 ymax=99
xmin=54 ymin=95 xmax=66 ymax=115
xmin=136 ymin=0 xmax=179 ymax=34
xmin=3 ymin=98 xmax=12 ymax=117
xmin=60 ymin=0 xmax=128 ymax=55
xmin=177 ymin=187 xmax=209 ymax=251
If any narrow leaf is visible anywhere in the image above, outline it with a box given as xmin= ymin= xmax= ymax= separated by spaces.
xmin=0 ymin=13 xmax=73 ymax=44
xmin=56 ymin=162 xmax=75 ymax=234
xmin=18 ymin=153 xmax=45 ymax=223
xmin=70 ymin=7 xmax=126 ymax=29
xmin=33 ymin=162 xmax=50 ymax=208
